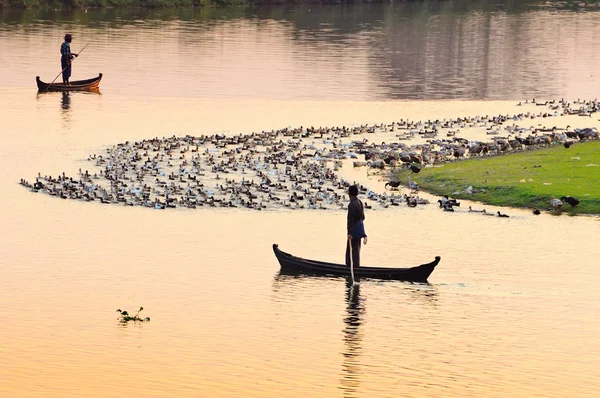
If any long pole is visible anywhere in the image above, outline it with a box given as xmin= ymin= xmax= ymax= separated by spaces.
xmin=348 ymin=237 xmax=357 ymax=286
xmin=47 ymin=43 xmax=90 ymax=90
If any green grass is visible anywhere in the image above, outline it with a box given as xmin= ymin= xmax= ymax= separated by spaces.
xmin=393 ymin=141 xmax=600 ymax=215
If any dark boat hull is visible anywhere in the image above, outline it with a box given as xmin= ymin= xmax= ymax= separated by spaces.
xmin=36 ymin=73 xmax=102 ymax=92
xmin=273 ymin=244 xmax=440 ymax=282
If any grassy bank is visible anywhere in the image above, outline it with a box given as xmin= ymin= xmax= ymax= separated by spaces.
xmin=393 ymin=141 xmax=600 ymax=215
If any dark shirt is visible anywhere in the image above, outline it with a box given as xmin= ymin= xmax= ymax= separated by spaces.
xmin=61 ymin=41 xmax=72 ymax=58
xmin=347 ymin=196 xmax=365 ymax=235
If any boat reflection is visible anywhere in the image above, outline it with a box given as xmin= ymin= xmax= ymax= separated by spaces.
xmin=35 ymin=90 xmax=102 ymax=128
xmin=273 ymin=268 xmax=439 ymax=300
xmin=396 ymin=282 xmax=439 ymax=307
xmin=272 ymin=269 xmax=342 ymax=290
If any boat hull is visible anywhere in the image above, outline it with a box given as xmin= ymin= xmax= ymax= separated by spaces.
xmin=273 ymin=244 xmax=440 ymax=282
xmin=36 ymin=73 xmax=102 ymax=92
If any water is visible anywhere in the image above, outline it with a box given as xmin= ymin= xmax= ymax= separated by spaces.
xmin=1 ymin=3 xmax=600 ymax=397
xmin=2 ymin=2 xmax=600 ymax=100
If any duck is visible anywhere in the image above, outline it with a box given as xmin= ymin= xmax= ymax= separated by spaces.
xmin=468 ymin=206 xmax=485 ymax=213
xmin=560 ymin=196 xmax=579 ymax=207
xmin=496 ymin=211 xmax=510 ymax=218
xmin=408 ymin=180 xmax=419 ymax=191
xmin=405 ymin=195 xmax=418 ymax=207
xmin=292 ymin=191 xmax=304 ymax=201
xmin=550 ymin=196 xmax=563 ymax=210
xmin=385 ymin=181 xmax=401 ymax=190
xmin=409 ymin=164 xmax=421 ymax=173
xmin=439 ymin=195 xmax=460 ymax=207
xmin=533 ymin=209 xmax=541 ymax=215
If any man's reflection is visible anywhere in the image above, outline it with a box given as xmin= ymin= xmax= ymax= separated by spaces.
xmin=61 ymin=91 xmax=71 ymax=110
xmin=340 ymin=281 xmax=364 ymax=397
xmin=60 ymin=91 xmax=72 ymax=127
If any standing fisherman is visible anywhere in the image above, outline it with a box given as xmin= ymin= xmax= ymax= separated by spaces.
xmin=346 ymin=185 xmax=367 ymax=268
xmin=60 ymin=34 xmax=78 ymax=85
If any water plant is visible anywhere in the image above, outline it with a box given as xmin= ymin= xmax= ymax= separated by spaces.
xmin=116 ymin=307 xmax=151 ymax=323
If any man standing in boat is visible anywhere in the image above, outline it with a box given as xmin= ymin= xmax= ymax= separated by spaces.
xmin=346 ymin=185 xmax=367 ymax=268
xmin=60 ymin=34 xmax=78 ymax=85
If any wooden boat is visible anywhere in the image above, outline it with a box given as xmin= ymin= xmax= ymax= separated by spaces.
xmin=36 ymin=73 xmax=102 ymax=92
xmin=273 ymin=244 xmax=440 ymax=282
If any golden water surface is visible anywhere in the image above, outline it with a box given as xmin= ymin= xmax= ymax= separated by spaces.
xmin=1 ymin=4 xmax=600 ymax=397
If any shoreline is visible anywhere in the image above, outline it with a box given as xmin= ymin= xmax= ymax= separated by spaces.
xmin=4 ymin=0 xmax=392 ymax=10
xmin=3 ymin=0 xmax=600 ymax=10
xmin=391 ymin=140 xmax=600 ymax=216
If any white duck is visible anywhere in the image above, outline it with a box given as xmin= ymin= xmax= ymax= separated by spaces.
xmin=550 ymin=196 xmax=563 ymax=210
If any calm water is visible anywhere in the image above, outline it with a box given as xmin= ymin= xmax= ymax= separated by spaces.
xmin=1 ymin=3 xmax=600 ymax=397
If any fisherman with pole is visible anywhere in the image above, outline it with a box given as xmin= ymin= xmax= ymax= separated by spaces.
xmin=346 ymin=185 xmax=367 ymax=286
xmin=60 ymin=34 xmax=78 ymax=85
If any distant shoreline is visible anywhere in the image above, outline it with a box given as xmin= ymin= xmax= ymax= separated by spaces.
xmin=4 ymin=0 xmax=392 ymax=9
xmin=3 ymin=0 xmax=600 ymax=10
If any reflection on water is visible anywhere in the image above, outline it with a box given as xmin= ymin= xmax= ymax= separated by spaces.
xmin=61 ymin=91 xmax=70 ymax=110
xmin=340 ymin=282 xmax=364 ymax=397
xmin=402 ymin=282 xmax=439 ymax=307
xmin=61 ymin=91 xmax=71 ymax=127
xmin=272 ymin=271 xmax=445 ymax=397
xmin=35 ymin=90 xmax=103 ymax=129
xmin=36 ymin=91 xmax=73 ymax=127
xmin=272 ymin=270 xmax=342 ymax=294
xmin=271 ymin=272 xmax=367 ymax=396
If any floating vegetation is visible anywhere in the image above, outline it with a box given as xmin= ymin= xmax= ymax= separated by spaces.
xmin=117 ymin=307 xmax=151 ymax=323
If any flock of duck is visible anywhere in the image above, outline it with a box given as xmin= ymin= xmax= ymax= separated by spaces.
xmin=20 ymin=98 xmax=598 ymax=213
xmin=432 ymin=194 xmax=581 ymax=218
